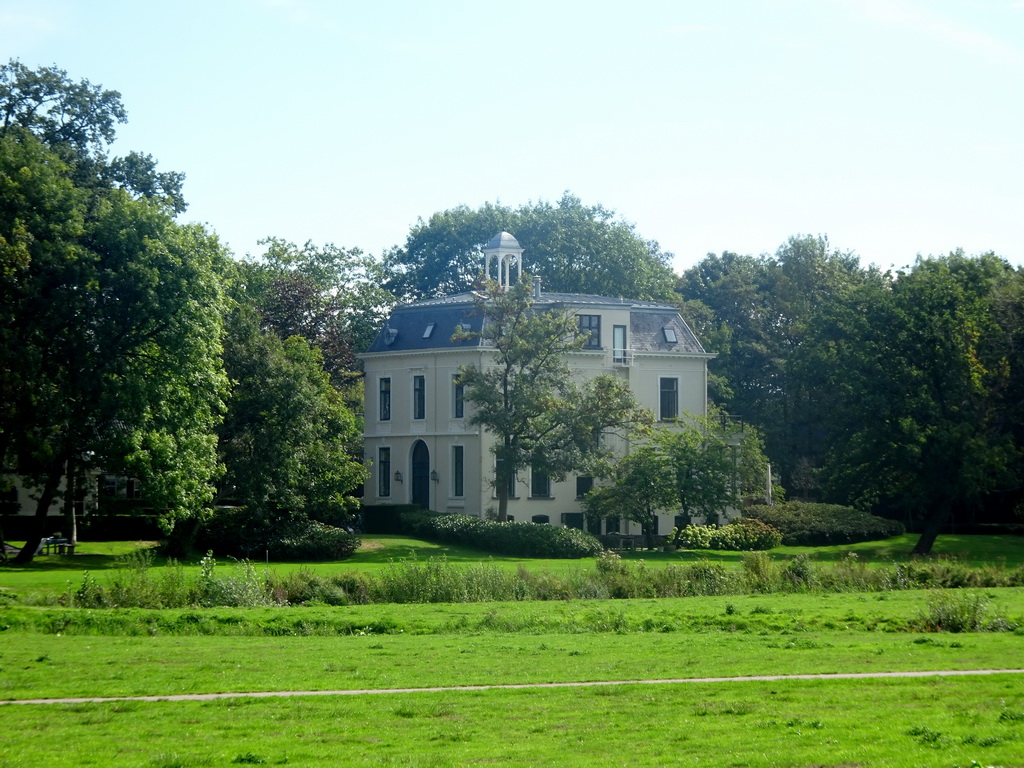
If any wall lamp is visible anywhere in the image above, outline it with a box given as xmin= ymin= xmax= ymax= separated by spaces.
xmin=430 ymin=469 xmax=440 ymax=483
xmin=393 ymin=471 xmax=403 ymax=483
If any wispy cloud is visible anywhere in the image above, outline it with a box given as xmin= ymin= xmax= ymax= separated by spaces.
xmin=846 ymin=0 xmax=1024 ymax=71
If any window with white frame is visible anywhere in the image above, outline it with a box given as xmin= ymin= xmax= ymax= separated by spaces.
xmin=379 ymin=378 xmax=391 ymax=421
xmin=613 ymin=324 xmax=627 ymax=363
xmin=412 ymin=375 xmax=425 ymax=420
xmin=531 ymin=464 xmax=551 ymax=498
xmin=378 ymin=447 xmax=391 ymax=497
xmin=660 ymin=377 xmax=679 ymax=421
xmin=578 ymin=314 xmax=601 ymax=349
xmin=452 ymin=375 xmax=465 ymax=418
xmin=452 ymin=445 xmax=464 ymax=497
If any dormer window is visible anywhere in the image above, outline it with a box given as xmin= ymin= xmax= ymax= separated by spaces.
xmin=423 ymin=323 xmax=436 ymax=339
xmin=663 ymin=327 xmax=677 ymax=344
xmin=384 ymin=327 xmax=398 ymax=345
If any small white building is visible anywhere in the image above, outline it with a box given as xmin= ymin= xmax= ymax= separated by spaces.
xmin=359 ymin=232 xmax=713 ymax=536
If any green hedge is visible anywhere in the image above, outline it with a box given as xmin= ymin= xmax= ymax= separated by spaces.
xmin=675 ymin=518 xmax=783 ymax=551
xmin=743 ymin=502 xmax=905 ymax=546
xmin=401 ymin=511 xmax=602 ymax=558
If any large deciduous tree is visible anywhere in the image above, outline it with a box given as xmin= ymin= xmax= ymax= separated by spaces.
xmin=212 ymin=300 xmax=366 ymax=545
xmin=805 ymin=252 xmax=1024 ymax=554
xmin=677 ymin=236 xmax=869 ymax=495
xmin=384 ymin=193 xmax=678 ymax=302
xmin=1 ymin=64 xmax=226 ymax=562
xmin=457 ymin=278 xmax=651 ymax=522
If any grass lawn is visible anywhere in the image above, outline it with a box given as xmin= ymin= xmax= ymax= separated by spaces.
xmin=3 ymin=536 xmax=1024 ymax=766
xmin=0 ymin=658 xmax=1022 ymax=766
xmin=2 ymin=589 xmax=1024 ymax=699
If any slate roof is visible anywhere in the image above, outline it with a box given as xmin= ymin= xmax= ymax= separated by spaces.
xmin=364 ymin=291 xmax=707 ymax=355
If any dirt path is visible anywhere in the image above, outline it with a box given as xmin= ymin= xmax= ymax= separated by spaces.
xmin=3 ymin=668 xmax=1023 ymax=706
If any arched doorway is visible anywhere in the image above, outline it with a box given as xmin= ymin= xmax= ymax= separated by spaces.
xmin=411 ymin=440 xmax=430 ymax=509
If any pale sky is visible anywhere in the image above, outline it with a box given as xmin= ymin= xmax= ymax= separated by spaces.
xmin=3 ymin=0 xmax=1022 ymax=274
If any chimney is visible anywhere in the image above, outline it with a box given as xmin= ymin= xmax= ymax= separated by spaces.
xmin=533 ymin=275 xmax=542 ymax=298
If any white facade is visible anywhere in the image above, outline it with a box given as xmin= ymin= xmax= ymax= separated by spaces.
xmin=359 ymin=233 xmax=713 ymax=536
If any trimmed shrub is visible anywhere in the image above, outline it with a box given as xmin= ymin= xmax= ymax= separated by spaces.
xmin=675 ymin=519 xmax=782 ymax=551
xmin=401 ymin=512 xmax=602 ymax=558
xmin=270 ymin=521 xmax=360 ymax=561
xmin=744 ymin=502 xmax=905 ymax=546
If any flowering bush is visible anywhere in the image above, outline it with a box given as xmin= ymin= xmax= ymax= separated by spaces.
xmin=675 ymin=518 xmax=782 ymax=551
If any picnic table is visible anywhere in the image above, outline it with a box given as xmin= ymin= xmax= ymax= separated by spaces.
xmin=37 ymin=536 xmax=75 ymax=556
xmin=599 ymin=533 xmax=646 ymax=551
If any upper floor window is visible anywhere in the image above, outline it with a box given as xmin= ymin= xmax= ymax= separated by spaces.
xmin=578 ymin=314 xmax=601 ymax=349
xmin=531 ymin=464 xmax=551 ymax=498
xmin=576 ymin=475 xmax=593 ymax=499
xmin=379 ymin=378 xmax=391 ymax=421
xmin=413 ymin=375 xmax=426 ymax=420
xmin=452 ymin=376 xmax=465 ymax=419
xmin=613 ymin=325 xmax=627 ymax=364
xmin=660 ymin=377 xmax=679 ymax=421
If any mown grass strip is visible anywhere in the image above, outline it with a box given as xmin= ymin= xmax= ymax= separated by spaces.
xmin=0 ymin=675 xmax=1021 ymax=767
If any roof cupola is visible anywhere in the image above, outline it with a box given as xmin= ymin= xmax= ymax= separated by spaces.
xmin=482 ymin=231 xmax=523 ymax=289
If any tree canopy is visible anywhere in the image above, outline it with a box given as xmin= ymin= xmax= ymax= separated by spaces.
xmin=0 ymin=58 xmax=185 ymax=212
xmin=235 ymin=238 xmax=395 ymax=389
xmin=800 ymin=252 xmax=1024 ymax=553
xmin=1 ymin=130 xmax=228 ymax=561
xmin=383 ymin=193 xmax=679 ymax=302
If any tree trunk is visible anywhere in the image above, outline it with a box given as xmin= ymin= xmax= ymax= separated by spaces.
xmin=496 ymin=484 xmax=509 ymax=522
xmin=13 ymin=456 xmax=65 ymax=564
xmin=495 ymin=454 xmax=510 ymax=522
xmin=64 ymin=454 xmax=77 ymax=548
xmin=911 ymin=502 xmax=954 ymax=556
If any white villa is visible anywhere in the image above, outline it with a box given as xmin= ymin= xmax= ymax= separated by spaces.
xmin=359 ymin=232 xmax=714 ymax=536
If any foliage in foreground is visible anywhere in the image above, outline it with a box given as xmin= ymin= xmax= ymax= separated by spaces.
xmin=401 ymin=511 xmax=603 ymax=558
xmin=744 ymin=502 xmax=905 ymax=546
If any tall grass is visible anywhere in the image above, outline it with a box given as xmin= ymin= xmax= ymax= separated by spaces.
xmin=59 ymin=551 xmax=274 ymax=609
xmin=20 ymin=549 xmax=1024 ymax=609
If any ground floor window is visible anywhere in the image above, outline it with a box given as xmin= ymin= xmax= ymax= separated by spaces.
xmin=378 ymin=447 xmax=391 ymax=497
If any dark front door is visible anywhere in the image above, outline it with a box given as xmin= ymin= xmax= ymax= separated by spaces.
xmin=411 ymin=440 xmax=430 ymax=509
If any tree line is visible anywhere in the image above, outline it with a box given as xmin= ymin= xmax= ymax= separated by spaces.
xmin=3 ymin=60 xmax=1022 ymax=560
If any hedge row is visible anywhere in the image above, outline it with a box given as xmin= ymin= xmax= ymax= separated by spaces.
xmin=743 ymin=502 xmax=905 ymax=546
xmin=674 ymin=518 xmax=783 ymax=551
xmin=401 ymin=511 xmax=602 ymax=558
